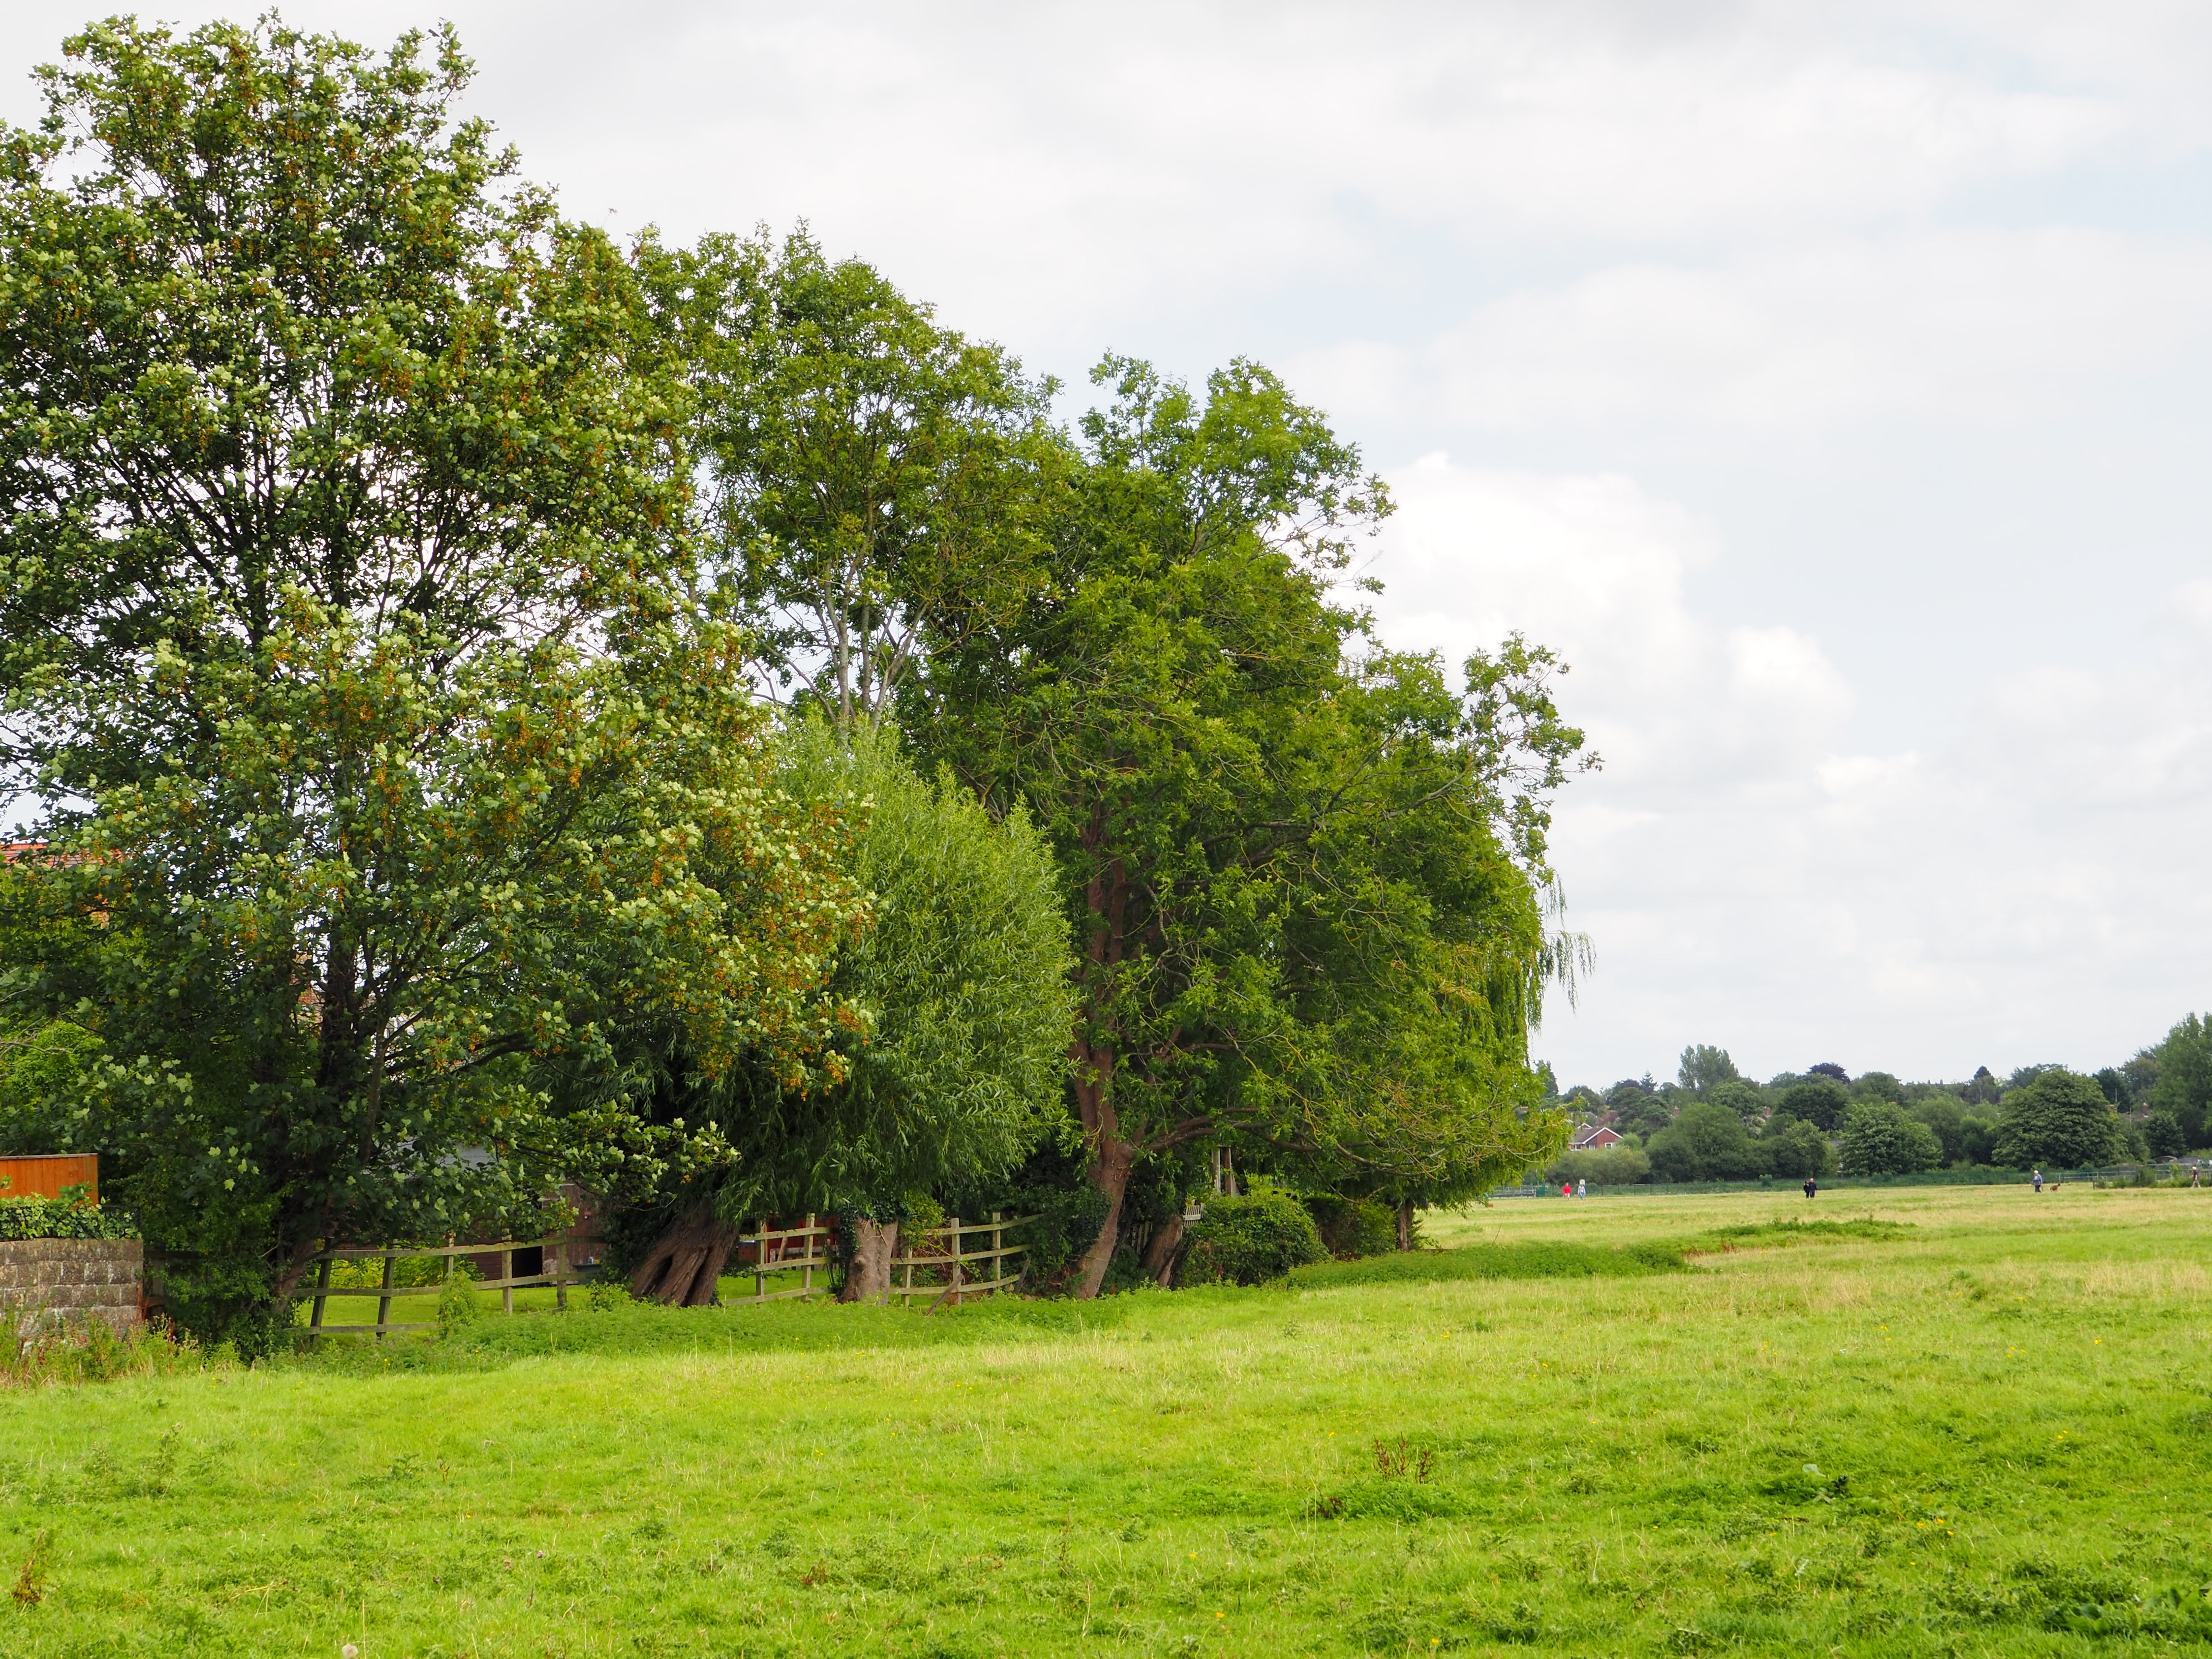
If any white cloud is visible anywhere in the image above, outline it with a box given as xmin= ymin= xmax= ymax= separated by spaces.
xmin=1297 ymin=229 xmax=2212 ymax=438
xmin=1372 ymin=456 xmax=2212 ymax=1082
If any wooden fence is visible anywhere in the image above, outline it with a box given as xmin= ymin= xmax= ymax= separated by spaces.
xmin=295 ymin=1238 xmax=589 ymax=1338
xmin=295 ymin=1210 xmax=1036 ymax=1336
xmin=729 ymin=1215 xmax=834 ymax=1304
xmin=0 ymin=1154 xmax=98 ymax=1203
xmin=886 ymin=1213 xmax=1033 ymax=1308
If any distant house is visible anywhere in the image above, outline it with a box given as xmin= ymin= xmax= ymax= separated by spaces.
xmin=1570 ymin=1124 xmax=1623 ymax=1152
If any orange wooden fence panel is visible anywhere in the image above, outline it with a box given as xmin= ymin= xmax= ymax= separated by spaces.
xmin=0 ymin=1154 xmax=98 ymax=1202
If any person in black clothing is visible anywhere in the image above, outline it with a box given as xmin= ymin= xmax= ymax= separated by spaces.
xmin=1803 ymin=1176 xmax=1817 ymax=1200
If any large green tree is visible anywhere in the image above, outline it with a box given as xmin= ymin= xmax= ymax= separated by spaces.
xmin=2147 ymin=1014 xmax=2212 ymax=1150
xmin=1994 ymin=1068 xmax=2125 ymax=1171
xmin=911 ymin=359 xmax=1585 ymax=1293
xmin=644 ymin=227 xmax=1060 ymax=728
xmin=1836 ymin=1101 xmax=1941 ymax=1176
xmin=0 ymin=19 xmax=864 ymax=1343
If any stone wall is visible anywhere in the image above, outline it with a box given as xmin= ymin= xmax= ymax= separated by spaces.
xmin=0 ymin=1238 xmax=143 ymax=1335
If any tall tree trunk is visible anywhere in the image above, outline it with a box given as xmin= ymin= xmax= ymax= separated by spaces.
xmin=1140 ymin=1210 xmax=1185 ymax=1286
xmin=1075 ymin=1131 xmax=1133 ymax=1298
xmin=1395 ymin=1199 xmax=1415 ymax=1251
xmin=840 ymin=1218 xmax=899 ymax=1303
xmin=1072 ymin=836 xmax=1135 ymax=1299
xmin=631 ymin=1214 xmax=739 ymax=1305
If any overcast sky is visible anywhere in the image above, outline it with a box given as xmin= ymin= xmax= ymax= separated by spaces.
xmin=6 ymin=2 xmax=2209 ymax=1088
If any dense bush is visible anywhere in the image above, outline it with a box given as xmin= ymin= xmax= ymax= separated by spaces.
xmin=0 ymin=1198 xmax=135 ymax=1241
xmin=1647 ymin=1102 xmax=1759 ymax=1182
xmin=1544 ymin=1145 xmax=1653 ymax=1187
xmin=1759 ymin=1117 xmax=1834 ymax=1180
xmin=1178 ymin=1190 xmax=1326 ymax=1285
xmin=1301 ymin=1194 xmax=1399 ymax=1258
xmin=1777 ymin=1078 xmax=1850 ymax=1132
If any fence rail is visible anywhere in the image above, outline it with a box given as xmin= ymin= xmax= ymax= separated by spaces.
xmin=729 ymin=1215 xmax=834 ymax=1305
xmin=295 ymin=1210 xmax=1039 ymax=1336
xmin=293 ymin=1237 xmax=590 ymax=1338
xmin=888 ymin=1213 xmax=1035 ymax=1307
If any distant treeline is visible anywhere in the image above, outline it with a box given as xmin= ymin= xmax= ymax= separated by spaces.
xmin=1539 ymin=1015 xmax=2212 ymax=1186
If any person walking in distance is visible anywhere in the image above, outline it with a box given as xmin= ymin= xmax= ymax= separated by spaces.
xmin=1803 ymin=1175 xmax=1817 ymax=1201
xmin=1576 ymin=1178 xmax=1587 ymax=1200
xmin=2032 ymin=1168 xmax=2043 ymax=1193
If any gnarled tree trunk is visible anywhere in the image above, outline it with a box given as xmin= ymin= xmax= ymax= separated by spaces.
xmin=840 ymin=1218 xmax=899 ymax=1303
xmin=1395 ymin=1199 xmax=1415 ymax=1251
xmin=1140 ymin=1210 xmax=1185 ymax=1286
xmin=630 ymin=1214 xmax=740 ymax=1306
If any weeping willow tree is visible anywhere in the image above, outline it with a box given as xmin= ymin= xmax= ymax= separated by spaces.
xmin=623 ymin=721 xmax=1073 ymax=1303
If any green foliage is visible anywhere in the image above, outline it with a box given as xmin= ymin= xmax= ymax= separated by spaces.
xmin=1677 ymin=1045 xmax=1740 ymax=1093
xmin=1301 ymin=1193 xmax=1400 ymax=1258
xmin=1758 ymin=1116 xmax=1835 ymax=1180
xmin=1777 ymin=1077 xmax=1850 ymax=1132
xmin=0 ymin=19 xmax=865 ymax=1346
xmin=909 ymin=357 xmax=1583 ymax=1288
xmin=2147 ymin=1013 xmax=2212 ymax=1148
xmin=646 ymin=226 xmax=1059 ymax=729
xmin=1994 ymin=1069 xmax=2125 ymax=1170
xmin=2144 ymin=1110 xmax=2188 ymax=1160
xmin=1837 ymin=1102 xmax=1943 ymax=1176
xmin=1178 ymin=1190 xmax=1326 ymax=1286
xmin=1907 ymin=1094 xmax=1969 ymax=1164
xmin=1544 ymin=1144 xmax=1654 ymax=1187
xmin=1647 ymin=1101 xmax=1759 ymax=1182
xmin=0 ymin=1017 xmax=98 ymax=1153
xmin=435 ymin=1274 xmax=482 ymax=1335
xmin=0 ymin=1197 xmax=134 ymax=1240
xmin=1284 ymin=1238 xmax=1685 ymax=1288
xmin=637 ymin=721 xmax=1073 ymax=1224
xmin=1707 ymin=1078 xmax=1767 ymax=1123
xmin=1848 ymin=1070 xmax=1905 ymax=1106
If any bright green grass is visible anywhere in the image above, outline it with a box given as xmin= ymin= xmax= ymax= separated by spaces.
xmin=5 ymin=1183 xmax=2211 ymax=1656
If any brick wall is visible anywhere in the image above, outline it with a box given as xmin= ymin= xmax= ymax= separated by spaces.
xmin=0 ymin=1238 xmax=143 ymax=1335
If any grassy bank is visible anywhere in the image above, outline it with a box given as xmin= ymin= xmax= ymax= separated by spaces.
xmin=4 ymin=1183 xmax=2208 ymax=1655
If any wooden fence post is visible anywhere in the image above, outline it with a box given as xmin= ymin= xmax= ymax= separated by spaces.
xmin=375 ymin=1249 xmax=397 ymax=1340
xmin=554 ymin=1238 xmax=568 ymax=1311
xmin=310 ymin=1253 xmax=332 ymax=1336
xmin=502 ymin=1246 xmax=514 ymax=1316
xmin=992 ymin=1210 xmax=1004 ymax=1296
xmin=754 ymin=1218 xmax=767 ymax=1304
xmin=802 ymin=1213 xmax=815 ymax=1298
xmin=948 ymin=1216 xmax=963 ymax=1306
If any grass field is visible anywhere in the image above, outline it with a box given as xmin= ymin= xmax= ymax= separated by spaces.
xmin=5 ymin=1183 xmax=2210 ymax=1656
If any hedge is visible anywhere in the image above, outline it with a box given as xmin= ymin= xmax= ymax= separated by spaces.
xmin=0 ymin=1197 xmax=137 ymax=1240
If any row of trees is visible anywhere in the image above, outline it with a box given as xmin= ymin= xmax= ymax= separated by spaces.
xmin=1545 ymin=1025 xmax=2212 ymax=1186
xmin=0 ymin=19 xmax=1584 ymax=1342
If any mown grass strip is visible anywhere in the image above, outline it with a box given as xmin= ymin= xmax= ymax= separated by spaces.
xmin=1691 ymin=1216 xmax=1915 ymax=1248
xmin=1284 ymin=1239 xmax=1688 ymax=1289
